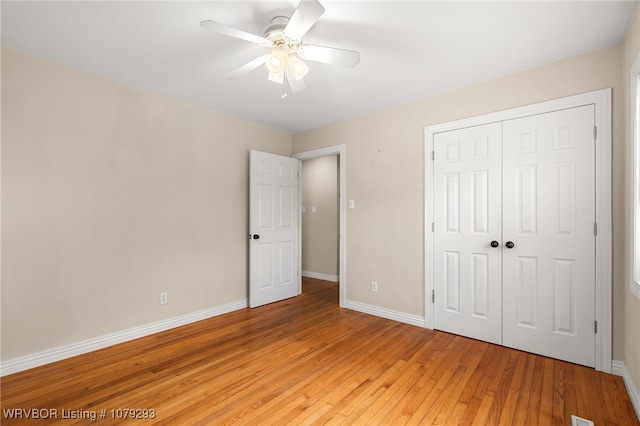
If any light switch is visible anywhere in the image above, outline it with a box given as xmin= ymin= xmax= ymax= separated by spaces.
xmin=302 ymin=205 xmax=306 ymax=213
xmin=349 ymin=200 xmax=355 ymax=209
xmin=311 ymin=206 xmax=317 ymax=214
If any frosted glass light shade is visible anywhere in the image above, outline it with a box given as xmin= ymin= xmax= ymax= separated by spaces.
xmin=287 ymin=55 xmax=309 ymax=80
xmin=268 ymin=71 xmax=284 ymax=84
xmin=266 ymin=47 xmax=286 ymax=73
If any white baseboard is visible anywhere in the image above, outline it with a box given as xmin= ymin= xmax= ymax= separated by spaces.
xmin=302 ymin=271 xmax=339 ymax=282
xmin=343 ymin=299 xmax=425 ymax=328
xmin=0 ymin=299 xmax=248 ymax=377
xmin=612 ymin=359 xmax=640 ymax=420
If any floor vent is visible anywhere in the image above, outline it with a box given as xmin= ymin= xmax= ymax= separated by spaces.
xmin=571 ymin=415 xmax=595 ymax=426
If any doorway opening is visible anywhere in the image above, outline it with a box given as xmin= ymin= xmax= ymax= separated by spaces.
xmin=301 ymin=155 xmax=339 ymax=285
xmin=293 ymin=145 xmax=346 ymax=307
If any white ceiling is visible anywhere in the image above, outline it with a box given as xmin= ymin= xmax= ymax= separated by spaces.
xmin=2 ymin=1 xmax=637 ymax=133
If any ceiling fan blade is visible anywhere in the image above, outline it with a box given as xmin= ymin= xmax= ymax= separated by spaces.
xmin=298 ymin=44 xmax=360 ymax=68
xmin=224 ymin=55 xmax=267 ymax=79
xmin=284 ymin=0 xmax=325 ymax=40
xmin=200 ymin=20 xmax=268 ymax=45
xmin=284 ymin=68 xmax=307 ymax=93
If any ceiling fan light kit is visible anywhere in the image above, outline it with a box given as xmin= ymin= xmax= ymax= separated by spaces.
xmin=200 ymin=0 xmax=360 ymax=97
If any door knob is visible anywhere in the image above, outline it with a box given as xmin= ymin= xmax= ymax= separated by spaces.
xmin=505 ymin=241 xmax=515 ymax=249
xmin=490 ymin=241 xmax=499 ymax=248
xmin=252 ymin=234 xmax=260 ymax=240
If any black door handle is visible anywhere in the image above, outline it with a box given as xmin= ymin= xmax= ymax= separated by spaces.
xmin=490 ymin=240 xmax=499 ymax=248
xmin=505 ymin=241 xmax=515 ymax=249
xmin=252 ymin=234 xmax=260 ymax=240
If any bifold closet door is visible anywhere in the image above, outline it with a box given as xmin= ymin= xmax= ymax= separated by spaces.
xmin=502 ymin=106 xmax=596 ymax=367
xmin=433 ymin=123 xmax=503 ymax=345
xmin=432 ymin=106 xmax=596 ymax=367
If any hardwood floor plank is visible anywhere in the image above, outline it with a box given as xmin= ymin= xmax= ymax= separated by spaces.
xmin=497 ymin=351 xmax=528 ymax=425
xmin=418 ymin=343 xmax=486 ymax=424
xmin=445 ymin=401 xmax=468 ymax=425
xmin=359 ymin=361 xmax=423 ymax=424
xmin=403 ymin=337 xmax=472 ymax=424
xmin=480 ymin=346 xmax=515 ymax=424
xmin=457 ymin=396 xmax=483 ymax=425
xmin=552 ymin=360 xmax=567 ymax=424
xmin=469 ymin=343 xmax=501 ymax=401
xmin=511 ymin=353 xmax=537 ymax=425
xmin=471 ymin=394 xmax=495 ymax=426
xmin=337 ymin=359 xmax=408 ymax=423
xmin=561 ymin=361 xmax=579 ymax=426
xmin=1 ymin=278 xmax=637 ymax=425
xmin=539 ymin=358 xmax=557 ymax=425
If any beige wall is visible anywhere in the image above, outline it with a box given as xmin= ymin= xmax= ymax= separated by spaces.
xmin=1 ymin=47 xmax=292 ymax=361
xmin=292 ymin=45 xmax=625 ymax=344
xmin=623 ymin=5 xmax=640 ymax=398
xmin=301 ymin=155 xmax=338 ymax=277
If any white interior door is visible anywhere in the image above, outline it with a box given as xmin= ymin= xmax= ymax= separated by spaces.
xmin=249 ymin=150 xmax=299 ymax=308
xmin=433 ymin=123 xmax=503 ymax=344
xmin=502 ymin=106 xmax=595 ymax=367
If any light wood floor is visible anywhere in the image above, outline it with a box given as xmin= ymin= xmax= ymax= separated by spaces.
xmin=1 ymin=277 xmax=638 ymax=425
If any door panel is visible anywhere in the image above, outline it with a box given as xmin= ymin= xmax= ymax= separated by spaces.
xmin=502 ymin=105 xmax=595 ymax=367
xmin=433 ymin=123 xmax=503 ymax=345
xmin=250 ymin=150 xmax=299 ymax=308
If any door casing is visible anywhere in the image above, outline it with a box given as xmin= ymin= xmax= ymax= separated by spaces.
xmin=424 ymin=89 xmax=612 ymax=372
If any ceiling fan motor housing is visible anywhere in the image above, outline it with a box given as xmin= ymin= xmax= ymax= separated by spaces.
xmin=263 ymin=16 xmax=298 ymax=47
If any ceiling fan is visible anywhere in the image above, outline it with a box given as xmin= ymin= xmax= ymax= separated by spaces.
xmin=200 ymin=0 xmax=360 ymax=97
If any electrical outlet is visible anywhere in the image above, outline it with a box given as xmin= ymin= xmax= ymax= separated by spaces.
xmin=160 ymin=292 xmax=168 ymax=305
xmin=371 ymin=281 xmax=378 ymax=292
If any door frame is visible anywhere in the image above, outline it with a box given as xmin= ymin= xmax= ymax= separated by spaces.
xmin=293 ymin=145 xmax=346 ymax=307
xmin=424 ymin=89 xmax=612 ymax=372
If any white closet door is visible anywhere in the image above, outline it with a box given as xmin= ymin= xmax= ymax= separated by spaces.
xmin=502 ymin=105 xmax=596 ymax=367
xmin=433 ymin=123 xmax=503 ymax=344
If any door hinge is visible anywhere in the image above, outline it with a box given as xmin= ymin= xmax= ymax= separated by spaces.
xmin=432 ymin=289 xmax=435 ymax=303
xmin=594 ymin=320 xmax=598 ymax=334
xmin=594 ymin=222 xmax=598 ymax=236
xmin=593 ymin=126 xmax=598 ymax=140
xmin=431 ymin=151 xmax=435 ymax=161
xmin=432 ymin=222 xmax=435 ymax=232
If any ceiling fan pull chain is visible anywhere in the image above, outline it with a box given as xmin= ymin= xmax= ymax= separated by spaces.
xmin=282 ymin=71 xmax=288 ymax=99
